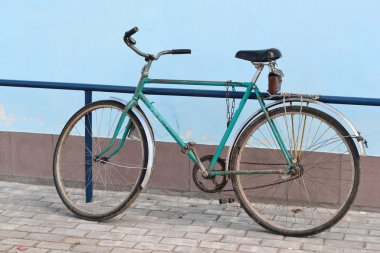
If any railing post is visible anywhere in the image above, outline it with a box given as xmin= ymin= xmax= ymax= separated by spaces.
xmin=84 ymin=91 xmax=93 ymax=203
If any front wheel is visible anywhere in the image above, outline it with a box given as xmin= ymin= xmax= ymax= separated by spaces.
xmin=229 ymin=106 xmax=360 ymax=236
xmin=53 ymin=100 xmax=149 ymax=221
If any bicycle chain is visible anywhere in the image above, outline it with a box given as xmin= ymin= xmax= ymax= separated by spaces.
xmin=226 ymin=80 xmax=236 ymax=127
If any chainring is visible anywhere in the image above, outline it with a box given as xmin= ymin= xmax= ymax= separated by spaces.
xmin=192 ymin=155 xmax=228 ymax=193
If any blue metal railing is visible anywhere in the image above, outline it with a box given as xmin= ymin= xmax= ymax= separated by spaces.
xmin=1 ymin=78 xmax=380 ymax=201
xmin=1 ymin=79 xmax=380 ymax=106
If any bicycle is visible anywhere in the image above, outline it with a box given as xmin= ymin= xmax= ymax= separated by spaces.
xmin=53 ymin=27 xmax=366 ymax=237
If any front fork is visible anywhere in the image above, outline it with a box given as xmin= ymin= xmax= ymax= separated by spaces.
xmin=94 ymin=99 xmax=137 ymax=161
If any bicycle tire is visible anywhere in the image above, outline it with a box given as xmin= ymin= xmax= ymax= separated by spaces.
xmin=229 ymin=106 xmax=360 ymax=236
xmin=53 ymin=100 xmax=149 ymax=221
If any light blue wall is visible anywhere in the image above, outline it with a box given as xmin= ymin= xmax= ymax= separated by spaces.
xmin=0 ymin=0 xmax=379 ymax=155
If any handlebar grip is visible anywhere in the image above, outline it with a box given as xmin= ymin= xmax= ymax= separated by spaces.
xmin=171 ymin=49 xmax=191 ymax=55
xmin=124 ymin=27 xmax=139 ymax=45
xmin=125 ymin=27 xmax=139 ymax=38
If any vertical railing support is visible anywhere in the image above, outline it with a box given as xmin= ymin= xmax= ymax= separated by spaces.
xmin=84 ymin=91 xmax=93 ymax=203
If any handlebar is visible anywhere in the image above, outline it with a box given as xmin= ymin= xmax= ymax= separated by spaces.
xmin=123 ymin=26 xmax=191 ymax=61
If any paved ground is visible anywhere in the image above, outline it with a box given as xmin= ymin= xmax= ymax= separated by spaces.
xmin=0 ymin=181 xmax=380 ymax=253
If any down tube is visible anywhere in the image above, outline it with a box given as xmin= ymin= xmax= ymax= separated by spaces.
xmin=138 ymin=94 xmax=198 ymax=163
xmin=209 ymin=83 xmax=255 ymax=170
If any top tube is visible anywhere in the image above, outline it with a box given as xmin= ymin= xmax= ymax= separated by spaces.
xmin=145 ymin=78 xmax=251 ymax=88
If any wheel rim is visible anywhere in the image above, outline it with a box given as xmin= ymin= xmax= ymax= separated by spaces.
xmin=234 ymin=106 xmax=358 ymax=234
xmin=55 ymin=103 xmax=146 ymax=218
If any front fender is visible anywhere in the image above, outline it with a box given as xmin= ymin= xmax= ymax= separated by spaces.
xmin=111 ymin=97 xmax=155 ymax=189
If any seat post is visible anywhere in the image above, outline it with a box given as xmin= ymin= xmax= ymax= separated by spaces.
xmin=251 ymin=63 xmax=264 ymax=84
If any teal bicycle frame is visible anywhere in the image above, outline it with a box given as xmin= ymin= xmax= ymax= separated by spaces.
xmin=95 ymin=63 xmax=294 ymax=177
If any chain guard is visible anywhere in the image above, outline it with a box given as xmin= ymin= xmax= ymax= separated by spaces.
xmin=192 ymin=155 xmax=228 ymax=193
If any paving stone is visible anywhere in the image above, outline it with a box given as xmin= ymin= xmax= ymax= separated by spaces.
xmin=135 ymin=242 xmax=175 ymax=251
xmin=86 ymin=231 xmax=125 ymax=240
xmin=350 ymin=223 xmax=380 ymax=230
xmin=221 ymin=235 xmax=261 ymax=245
xmin=149 ymin=210 xmax=185 ymax=219
xmin=37 ymin=241 xmax=72 ymax=250
xmin=124 ymin=234 xmax=162 ymax=243
xmin=125 ymin=208 xmax=151 ymax=216
xmin=40 ymin=220 xmax=78 ymax=228
xmin=207 ymin=227 xmax=246 ymax=236
xmin=173 ymin=245 xmax=215 ymax=253
xmin=185 ymin=232 xmax=223 ymax=242
xmin=148 ymin=229 xmax=186 ymax=238
xmin=260 ymin=239 xmax=301 ymax=250
xmin=279 ymin=249 xmax=314 ymax=253
xmin=301 ymin=244 xmax=340 ymax=252
xmin=314 ymin=231 xmax=344 ymax=240
xmin=7 ymin=246 xmax=49 ymax=253
xmin=0 ymin=244 xmax=13 ymax=252
xmin=63 ymin=237 xmax=99 ymax=245
xmin=160 ymin=238 xmax=199 ymax=247
xmin=0 ymin=223 xmax=22 ymax=230
xmin=111 ymin=226 xmax=148 ymax=235
xmin=369 ymin=230 xmax=380 ymax=236
xmin=18 ymin=225 xmax=52 ymax=233
xmin=204 ymin=209 xmax=239 ymax=217
xmin=324 ymin=239 xmax=364 ymax=249
xmin=111 ymin=248 xmax=150 ymax=253
xmin=215 ymin=250 xmax=241 ymax=253
xmin=26 ymin=233 xmax=66 ymax=242
xmin=183 ymin=213 xmax=220 ymax=221
xmin=21 ymin=200 xmax=52 ymax=207
xmin=51 ymin=227 xmax=89 ymax=237
xmin=2 ymin=210 xmax=36 ymax=218
xmin=33 ymin=214 xmax=70 ymax=221
xmin=1 ymin=238 xmax=38 ymax=247
xmin=191 ymin=220 xmax=231 ymax=228
xmin=245 ymin=231 xmax=284 ymax=240
xmin=344 ymin=234 xmax=380 ymax=243
xmin=70 ymin=244 xmax=113 ymax=253
xmin=22 ymin=205 xmax=60 ymax=214
xmin=97 ymin=240 xmax=136 ymax=248
xmin=173 ymin=225 xmax=208 ymax=233
xmin=8 ymin=217 xmax=42 ymax=226
xmin=199 ymin=241 xmax=239 ymax=251
xmin=0 ymin=204 xmax=24 ymax=211
xmin=344 ymin=249 xmax=379 ymax=253
xmin=136 ymin=222 xmax=174 ymax=230
xmin=330 ymin=227 xmax=369 ymax=235
xmin=0 ymin=229 xmax=28 ymax=239
xmin=217 ymin=216 xmax=254 ymax=224
xmin=239 ymin=245 xmax=278 ymax=252
xmin=76 ymin=223 xmax=114 ymax=232
xmin=284 ymin=236 xmax=323 ymax=245
xmin=365 ymin=243 xmax=380 ymax=251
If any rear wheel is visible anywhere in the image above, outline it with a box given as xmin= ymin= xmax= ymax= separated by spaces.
xmin=230 ymin=106 xmax=360 ymax=236
xmin=53 ymin=100 xmax=149 ymax=221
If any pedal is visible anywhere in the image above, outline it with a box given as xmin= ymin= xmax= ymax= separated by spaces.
xmin=219 ymin=198 xmax=235 ymax=204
